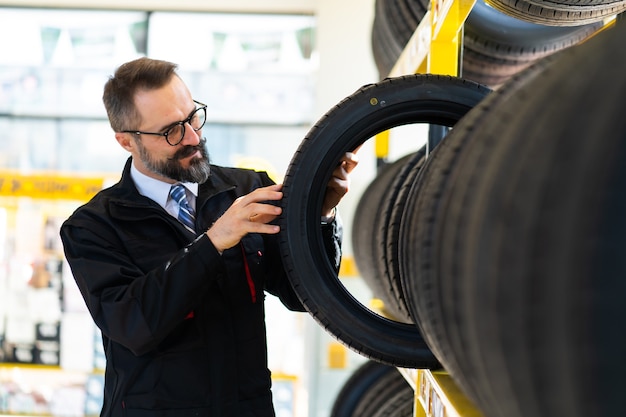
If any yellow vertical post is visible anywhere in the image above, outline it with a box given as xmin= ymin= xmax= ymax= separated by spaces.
xmin=375 ymin=129 xmax=390 ymax=166
xmin=428 ymin=0 xmax=476 ymax=76
xmin=388 ymin=0 xmax=476 ymax=78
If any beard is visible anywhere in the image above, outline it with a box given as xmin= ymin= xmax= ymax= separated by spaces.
xmin=135 ymin=137 xmax=211 ymax=183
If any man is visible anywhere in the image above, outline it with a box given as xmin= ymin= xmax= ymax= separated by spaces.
xmin=60 ymin=57 xmax=357 ymax=417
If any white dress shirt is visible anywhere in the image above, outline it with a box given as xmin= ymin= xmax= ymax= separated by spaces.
xmin=130 ymin=163 xmax=199 ymax=220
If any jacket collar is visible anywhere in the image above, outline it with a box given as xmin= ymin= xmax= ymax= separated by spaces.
xmin=197 ymin=164 xmax=237 ymax=207
xmin=115 ymin=157 xmax=237 ymax=207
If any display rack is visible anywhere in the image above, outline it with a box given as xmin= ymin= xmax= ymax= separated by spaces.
xmin=382 ymin=0 xmax=481 ymax=416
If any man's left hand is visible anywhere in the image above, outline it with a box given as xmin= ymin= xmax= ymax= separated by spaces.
xmin=322 ymin=151 xmax=360 ymax=218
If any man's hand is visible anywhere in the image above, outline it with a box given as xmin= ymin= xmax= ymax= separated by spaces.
xmin=322 ymin=151 xmax=360 ymax=218
xmin=206 ymin=184 xmax=283 ymax=253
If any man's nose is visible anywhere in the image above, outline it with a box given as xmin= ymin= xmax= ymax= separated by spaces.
xmin=180 ymin=122 xmax=201 ymax=146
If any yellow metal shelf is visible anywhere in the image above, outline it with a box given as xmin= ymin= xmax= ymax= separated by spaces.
xmin=399 ymin=368 xmax=484 ymax=417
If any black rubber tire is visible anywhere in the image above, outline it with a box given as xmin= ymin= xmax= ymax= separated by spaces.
xmin=371 ymin=0 xmax=604 ymax=86
xmin=330 ymin=360 xmax=394 ymax=417
xmin=462 ymin=0 xmax=604 ymax=88
xmin=352 ymin=368 xmax=413 ymax=417
xmin=371 ymin=15 xmax=400 ymax=78
xmin=408 ymin=23 xmax=626 ymax=417
xmin=370 ymin=390 xmax=414 ymax=417
xmin=377 ymin=148 xmax=428 ymax=323
xmin=371 ymin=0 xmax=428 ymax=78
xmin=466 ymin=0 xmax=604 ymax=58
xmin=399 ymin=53 xmax=559 ymax=411
xmin=330 ymin=360 xmax=413 ymax=417
xmin=278 ymin=74 xmax=490 ymax=368
xmin=371 ymin=0 xmax=405 ymax=77
xmin=454 ymin=22 xmax=626 ymax=417
xmin=486 ymin=0 xmax=626 ymax=26
xmin=352 ymin=152 xmax=419 ymax=322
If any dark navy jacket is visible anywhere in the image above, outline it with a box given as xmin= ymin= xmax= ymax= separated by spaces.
xmin=60 ymin=157 xmax=341 ymax=417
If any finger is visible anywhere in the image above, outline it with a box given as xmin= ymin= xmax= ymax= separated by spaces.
xmin=248 ymin=210 xmax=280 ymax=223
xmin=341 ymin=152 xmax=359 ymax=174
xmin=248 ymin=212 xmax=280 ymax=225
xmin=238 ymin=185 xmax=283 ymax=207
xmin=247 ymin=222 xmax=281 ymax=235
xmin=330 ymin=162 xmax=351 ymax=182
xmin=247 ymin=202 xmax=282 ymax=223
xmin=252 ymin=184 xmax=283 ymax=201
xmin=245 ymin=208 xmax=281 ymax=234
xmin=326 ymin=177 xmax=349 ymax=196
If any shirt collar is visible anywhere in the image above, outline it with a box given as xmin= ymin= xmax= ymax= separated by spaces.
xmin=130 ymin=161 xmax=199 ymax=209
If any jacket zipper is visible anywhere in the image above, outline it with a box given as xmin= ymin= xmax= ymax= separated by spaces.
xmin=240 ymin=243 xmax=257 ymax=303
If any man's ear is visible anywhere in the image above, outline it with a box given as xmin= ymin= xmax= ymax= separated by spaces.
xmin=115 ymin=132 xmax=134 ymax=152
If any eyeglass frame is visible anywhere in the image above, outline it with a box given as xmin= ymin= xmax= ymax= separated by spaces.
xmin=120 ymin=100 xmax=207 ymax=146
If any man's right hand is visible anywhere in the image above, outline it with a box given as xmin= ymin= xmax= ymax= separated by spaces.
xmin=206 ymin=184 xmax=283 ymax=253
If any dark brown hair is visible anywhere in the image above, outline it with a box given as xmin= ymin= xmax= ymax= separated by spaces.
xmin=102 ymin=57 xmax=178 ymax=132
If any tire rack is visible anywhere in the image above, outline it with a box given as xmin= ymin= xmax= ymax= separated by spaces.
xmin=375 ymin=5 xmax=626 ymax=417
xmin=379 ymin=0 xmax=485 ymax=416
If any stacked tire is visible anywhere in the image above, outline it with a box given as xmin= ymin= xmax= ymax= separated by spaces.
xmin=330 ymin=361 xmax=414 ymax=417
xmin=400 ymin=21 xmax=626 ymax=417
xmin=371 ymin=0 xmax=611 ymax=88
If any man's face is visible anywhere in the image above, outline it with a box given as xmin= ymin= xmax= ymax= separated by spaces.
xmin=124 ymin=76 xmax=211 ymax=184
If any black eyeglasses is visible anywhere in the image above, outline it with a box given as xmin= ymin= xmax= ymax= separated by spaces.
xmin=121 ymin=100 xmax=207 ymax=146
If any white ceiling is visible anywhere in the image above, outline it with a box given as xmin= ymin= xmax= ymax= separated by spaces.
xmin=0 ymin=0 xmax=316 ymax=13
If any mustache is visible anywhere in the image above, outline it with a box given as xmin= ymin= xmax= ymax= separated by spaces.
xmin=170 ymin=137 xmax=207 ymax=160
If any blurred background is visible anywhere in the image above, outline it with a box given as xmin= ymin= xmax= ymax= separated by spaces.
xmin=0 ymin=1 xmax=423 ymax=416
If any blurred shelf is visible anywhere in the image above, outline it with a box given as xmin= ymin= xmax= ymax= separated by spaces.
xmin=399 ymin=368 xmax=484 ymax=417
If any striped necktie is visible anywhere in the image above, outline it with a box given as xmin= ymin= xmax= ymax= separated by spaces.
xmin=170 ymin=184 xmax=196 ymax=232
